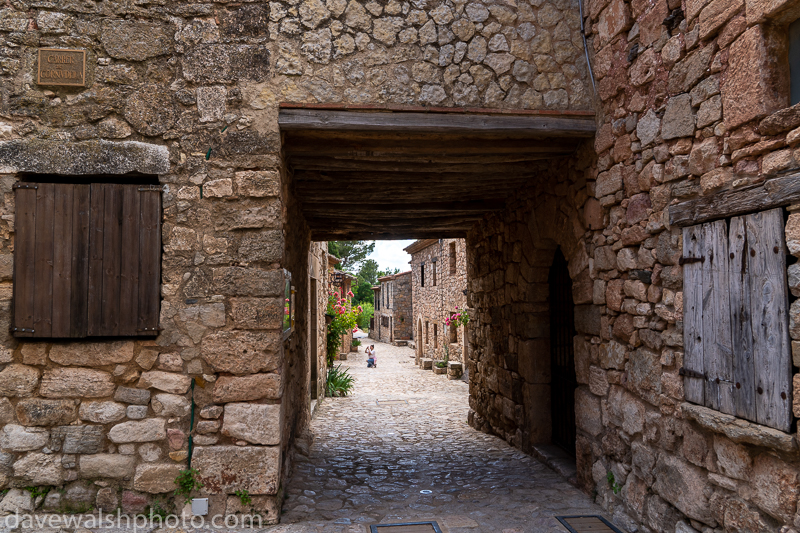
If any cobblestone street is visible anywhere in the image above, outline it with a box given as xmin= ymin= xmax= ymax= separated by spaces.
xmin=274 ymin=341 xmax=611 ymax=533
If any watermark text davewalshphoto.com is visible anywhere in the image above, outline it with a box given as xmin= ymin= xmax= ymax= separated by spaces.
xmin=2 ymin=509 xmax=264 ymax=530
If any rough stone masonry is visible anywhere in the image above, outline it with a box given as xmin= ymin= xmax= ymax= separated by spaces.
xmin=0 ymin=0 xmax=798 ymax=529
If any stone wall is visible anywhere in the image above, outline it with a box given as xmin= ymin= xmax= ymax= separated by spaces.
xmin=373 ymin=271 xmax=412 ymax=343
xmin=309 ymin=243 xmax=330 ymax=402
xmin=578 ymin=0 xmax=800 ymax=527
xmin=462 ymin=0 xmax=800 ymax=529
xmin=407 ymin=239 xmax=468 ymax=364
xmin=466 ymin=147 xmax=595 ymax=452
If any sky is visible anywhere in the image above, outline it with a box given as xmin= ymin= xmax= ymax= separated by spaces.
xmin=368 ymin=240 xmax=414 ymax=273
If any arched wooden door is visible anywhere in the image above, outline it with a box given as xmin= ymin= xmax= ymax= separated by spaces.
xmin=549 ymin=248 xmax=577 ymax=456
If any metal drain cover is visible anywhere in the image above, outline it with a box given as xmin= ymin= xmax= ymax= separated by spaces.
xmin=377 ymin=399 xmax=408 ymax=405
xmin=370 ymin=522 xmax=441 ymax=533
xmin=556 ymin=515 xmax=624 ymax=533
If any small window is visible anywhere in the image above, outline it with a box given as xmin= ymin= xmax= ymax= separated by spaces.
xmin=420 ymin=263 xmax=425 ymax=287
xmin=434 ymin=323 xmax=438 ymax=346
xmin=13 ymin=182 xmax=161 ymax=338
xmin=425 ymin=321 xmax=429 ymax=344
xmin=682 ymin=208 xmax=791 ymax=431
xmin=449 ymin=242 xmax=457 ymax=275
xmin=432 ymin=259 xmax=437 ymax=286
xmin=791 ymin=18 xmax=800 ymax=105
xmin=449 ymin=320 xmax=457 ymax=343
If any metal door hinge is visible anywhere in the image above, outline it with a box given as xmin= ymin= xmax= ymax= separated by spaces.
xmin=679 ymin=256 xmax=704 ymax=265
xmin=679 ymin=367 xmax=705 ymax=379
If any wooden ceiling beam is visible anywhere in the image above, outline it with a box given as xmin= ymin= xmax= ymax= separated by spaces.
xmin=292 ymin=169 xmax=541 ymax=183
xmin=312 ymin=230 xmax=469 ymax=240
xmin=300 ymin=200 xmax=505 ymax=213
xmin=286 ymin=157 xmax=557 ymax=173
xmin=279 ymin=109 xmax=596 ymax=137
xmin=282 ymin=136 xmax=580 ymax=156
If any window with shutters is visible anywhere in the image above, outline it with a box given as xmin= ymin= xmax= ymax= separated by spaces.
xmin=13 ymin=182 xmax=162 ymax=338
xmin=682 ymin=208 xmax=792 ymax=431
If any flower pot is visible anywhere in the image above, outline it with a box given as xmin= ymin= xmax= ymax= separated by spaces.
xmin=433 ymin=366 xmax=447 ymax=374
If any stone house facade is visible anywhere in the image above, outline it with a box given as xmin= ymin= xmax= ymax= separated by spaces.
xmin=406 ymin=239 xmax=468 ymax=364
xmin=372 ymin=271 xmax=412 ymax=343
xmin=0 ymin=0 xmax=799 ymax=529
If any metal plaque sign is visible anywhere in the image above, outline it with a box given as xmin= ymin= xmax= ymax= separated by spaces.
xmin=37 ymin=48 xmax=86 ymax=87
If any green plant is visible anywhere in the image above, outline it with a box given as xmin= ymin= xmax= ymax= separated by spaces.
xmin=356 ymin=301 xmax=374 ymax=329
xmin=25 ymin=486 xmax=50 ymax=500
xmin=235 ymin=489 xmax=252 ymax=506
xmin=145 ymin=500 xmax=171 ymax=521
xmin=444 ymin=307 xmax=469 ymax=329
xmin=351 ymin=339 xmax=362 ymax=347
xmin=174 ymin=468 xmax=203 ymax=503
xmin=606 ymin=471 xmax=621 ymax=495
xmin=326 ymin=292 xmax=363 ymax=366
xmin=326 ymin=364 xmax=355 ymax=397
xmin=435 ymin=344 xmax=450 ymax=368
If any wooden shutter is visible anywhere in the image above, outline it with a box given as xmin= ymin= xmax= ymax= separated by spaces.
xmin=14 ymin=183 xmax=160 ymax=338
xmin=682 ymin=208 xmax=791 ymax=431
xmin=13 ymin=183 xmax=90 ymax=337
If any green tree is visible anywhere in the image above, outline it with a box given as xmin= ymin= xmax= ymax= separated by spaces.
xmin=328 ymin=241 xmax=375 ymax=272
xmin=357 ymin=302 xmax=374 ymax=330
xmin=352 ymin=259 xmax=380 ymax=305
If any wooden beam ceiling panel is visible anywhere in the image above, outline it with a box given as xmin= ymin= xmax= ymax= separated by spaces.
xmin=280 ymin=109 xmax=591 ymax=239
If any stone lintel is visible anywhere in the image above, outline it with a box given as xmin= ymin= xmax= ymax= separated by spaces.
xmin=0 ymin=139 xmax=169 ymax=175
xmin=680 ymin=402 xmax=796 ymax=452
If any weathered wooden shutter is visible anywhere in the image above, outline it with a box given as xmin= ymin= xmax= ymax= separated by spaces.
xmin=682 ymin=208 xmax=791 ymax=431
xmin=13 ymin=183 xmax=161 ymax=338
xmin=13 ymin=183 xmax=90 ymax=337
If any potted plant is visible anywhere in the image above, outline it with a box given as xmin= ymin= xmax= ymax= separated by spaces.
xmin=351 ymin=338 xmax=361 ymax=352
xmin=434 ymin=345 xmax=449 ymax=374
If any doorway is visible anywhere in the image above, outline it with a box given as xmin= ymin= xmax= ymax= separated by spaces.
xmin=549 ymin=248 xmax=576 ymax=456
xmin=417 ymin=318 xmax=423 ymax=362
xmin=310 ymin=278 xmax=319 ymax=400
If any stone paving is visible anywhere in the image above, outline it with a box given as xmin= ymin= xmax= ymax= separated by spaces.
xmin=274 ymin=340 xmax=613 ymax=533
xmin=1 ymin=341 xmax=613 ymax=533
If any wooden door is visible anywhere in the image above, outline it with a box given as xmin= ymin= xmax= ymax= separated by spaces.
xmin=549 ymin=248 xmax=577 ymax=456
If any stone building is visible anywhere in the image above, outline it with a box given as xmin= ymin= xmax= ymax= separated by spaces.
xmin=372 ymin=270 xmax=412 ymax=343
xmin=0 ymin=0 xmax=800 ymax=529
xmin=406 ymin=239 xmax=468 ymax=364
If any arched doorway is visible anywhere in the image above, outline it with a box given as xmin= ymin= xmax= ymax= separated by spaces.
xmin=416 ymin=317 xmax=423 ymax=364
xmin=549 ymin=248 xmax=577 ymax=456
